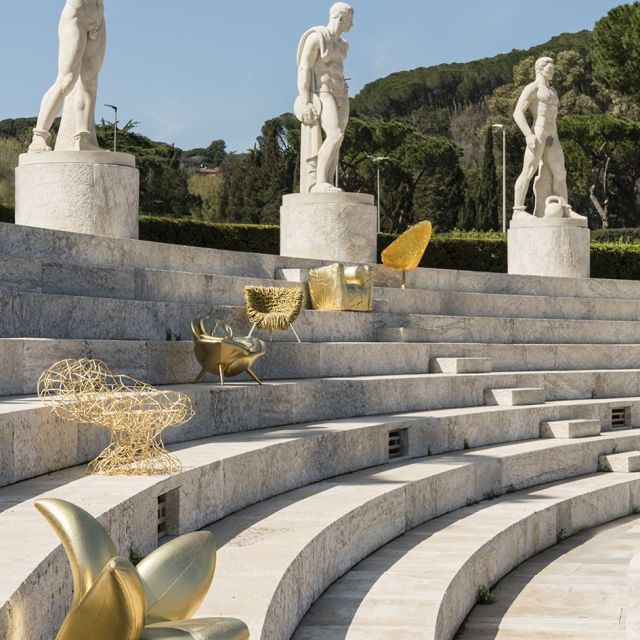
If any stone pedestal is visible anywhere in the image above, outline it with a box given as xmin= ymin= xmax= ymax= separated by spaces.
xmin=508 ymin=217 xmax=590 ymax=279
xmin=280 ymin=192 xmax=377 ymax=264
xmin=16 ymin=151 xmax=139 ymax=239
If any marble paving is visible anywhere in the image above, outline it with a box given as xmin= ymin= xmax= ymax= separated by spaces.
xmin=457 ymin=515 xmax=640 ymax=639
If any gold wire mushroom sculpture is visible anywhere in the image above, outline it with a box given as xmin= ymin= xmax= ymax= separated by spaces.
xmin=37 ymin=359 xmax=194 ymax=476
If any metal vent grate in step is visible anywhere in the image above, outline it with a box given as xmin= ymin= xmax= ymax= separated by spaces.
xmin=157 ymin=488 xmax=180 ymax=541
xmin=388 ymin=428 xmax=408 ymax=460
xmin=611 ymin=406 xmax=631 ymax=430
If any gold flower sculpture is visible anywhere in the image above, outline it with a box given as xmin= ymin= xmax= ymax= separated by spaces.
xmin=37 ymin=359 xmax=194 ymax=476
xmin=381 ymin=220 xmax=432 ymax=289
xmin=36 ymin=498 xmax=249 ymax=640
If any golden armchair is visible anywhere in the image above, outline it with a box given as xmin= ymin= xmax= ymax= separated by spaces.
xmin=191 ymin=316 xmax=266 ymax=386
xmin=36 ymin=499 xmax=249 ymax=640
xmin=381 ymin=220 xmax=432 ymax=289
xmin=308 ymin=263 xmax=373 ymax=312
xmin=243 ymin=286 xmax=305 ymax=342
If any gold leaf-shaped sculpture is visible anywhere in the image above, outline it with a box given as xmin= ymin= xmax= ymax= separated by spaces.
xmin=36 ymin=499 xmax=250 ymax=640
xmin=381 ymin=220 xmax=432 ymax=288
xmin=38 ymin=359 xmax=194 ymax=476
xmin=138 ymin=532 xmax=217 ymax=623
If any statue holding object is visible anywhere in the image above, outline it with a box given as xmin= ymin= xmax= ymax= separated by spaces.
xmin=512 ymin=56 xmax=586 ymax=221
xmin=295 ymin=3 xmax=354 ymax=194
xmin=29 ymin=0 xmax=106 ymax=153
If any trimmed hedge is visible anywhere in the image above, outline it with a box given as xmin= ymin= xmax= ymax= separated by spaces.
xmin=2 ymin=211 xmax=640 ymax=280
xmin=139 ymin=216 xmax=280 ymax=254
xmin=591 ymin=228 xmax=640 ymax=244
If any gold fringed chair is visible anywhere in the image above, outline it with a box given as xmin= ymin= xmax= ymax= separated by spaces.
xmin=243 ymin=286 xmax=305 ymax=342
xmin=308 ymin=263 xmax=373 ymax=312
xmin=36 ymin=499 xmax=249 ymax=640
xmin=191 ymin=316 xmax=266 ymax=386
xmin=381 ymin=220 xmax=432 ymax=289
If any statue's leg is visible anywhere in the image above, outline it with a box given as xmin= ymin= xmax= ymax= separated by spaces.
xmin=314 ymin=93 xmax=344 ymax=192
xmin=546 ymin=135 xmax=569 ymax=203
xmin=30 ymin=19 xmax=86 ymax=151
xmin=74 ymin=26 xmax=106 ymax=148
xmin=514 ymin=146 xmax=542 ymax=211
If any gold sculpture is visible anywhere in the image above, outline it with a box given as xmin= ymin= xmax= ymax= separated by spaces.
xmin=381 ymin=220 xmax=432 ymax=289
xmin=244 ymin=285 xmax=305 ymax=342
xmin=37 ymin=359 xmax=194 ymax=476
xmin=36 ymin=499 xmax=250 ymax=640
xmin=308 ymin=263 xmax=373 ymax=312
xmin=191 ymin=316 xmax=267 ymax=386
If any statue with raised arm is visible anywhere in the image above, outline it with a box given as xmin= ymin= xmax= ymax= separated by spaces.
xmin=512 ymin=57 xmax=585 ymax=221
xmin=29 ymin=0 xmax=106 ymax=153
xmin=295 ymin=3 xmax=354 ymax=194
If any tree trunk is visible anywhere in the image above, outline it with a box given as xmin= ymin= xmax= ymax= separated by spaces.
xmin=589 ymin=185 xmax=609 ymax=228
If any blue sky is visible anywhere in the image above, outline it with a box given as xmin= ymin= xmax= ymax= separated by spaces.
xmin=0 ymin=0 xmax=626 ymax=151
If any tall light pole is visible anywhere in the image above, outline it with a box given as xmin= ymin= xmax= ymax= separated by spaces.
xmin=368 ymin=155 xmax=390 ymax=233
xmin=105 ymin=104 xmax=118 ymax=152
xmin=492 ymin=124 xmax=507 ymax=233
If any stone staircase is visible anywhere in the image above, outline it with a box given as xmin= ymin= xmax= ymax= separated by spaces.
xmin=1 ymin=221 xmax=640 ymax=639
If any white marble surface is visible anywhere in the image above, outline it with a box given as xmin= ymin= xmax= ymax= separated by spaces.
xmin=16 ymin=152 xmax=139 ymax=239
xmin=280 ymin=192 xmax=377 ymax=263
xmin=508 ymin=225 xmax=590 ymax=278
xmin=295 ymin=3 xmax=353 ymax=193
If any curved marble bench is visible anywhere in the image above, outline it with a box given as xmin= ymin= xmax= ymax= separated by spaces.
xmin=1 ymin=428 xmax=639 ymax=638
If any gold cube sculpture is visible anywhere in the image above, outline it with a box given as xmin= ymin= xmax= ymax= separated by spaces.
xmin=381 ymin=220 xmax=432 ymax=289
xmin=243 ymin=285 xmax=305 ymax=342
xmin=308 ymin=263 xmax=373 ymax=312
xmin=37 ymin=359 xmax=194 ymax=476
xmin=36 ymin=498 xmax=250 ymax=640
xmin=192 ymin=316 xmax=267 ymax=386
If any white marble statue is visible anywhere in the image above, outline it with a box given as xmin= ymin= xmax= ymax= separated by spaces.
xmin=29 ymin=0 xmax=106 ymax=153
xmin=295 ymin=3 xmax=354 ymax=194
xmin=512 ymin=57 xmax=585 ymax=220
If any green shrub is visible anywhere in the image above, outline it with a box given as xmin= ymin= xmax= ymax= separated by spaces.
xmin=378 ymin=233 xmax=507 ymax=273
xmin=0 ymin=204 xmax=14 ymax=223
xmin=591 ymin=242 xmax=640 ymax=280
xmin=591 ymin=228 xmax=640 ymax=244
xmin=138 ymin=216 xmax=279 ymax=254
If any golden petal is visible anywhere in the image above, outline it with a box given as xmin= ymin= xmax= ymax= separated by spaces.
xmin=381 ymin=220 xmax=432 ymax=272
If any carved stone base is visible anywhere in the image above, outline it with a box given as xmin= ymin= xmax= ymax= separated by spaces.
xmin=280 ymin=192 xmax=377 ymax=264
xmin=508 ymin=217 xmax=590 ymax=278
xmin=15 ymin=151 xmax=139 ymax=240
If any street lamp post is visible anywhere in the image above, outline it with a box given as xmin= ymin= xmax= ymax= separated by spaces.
xmin=492 ymin=124 xmax=507 ymax=233
xmin=368 ymin=155 xmax=390 ymax=233
xmin=105 ymin=104 xmax=118 ymax=152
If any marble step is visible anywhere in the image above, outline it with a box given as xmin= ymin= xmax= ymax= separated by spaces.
xmin=599 ymin=451 xmax=640 ymax=472
xmin=485 ymin=387 xmax=546 ymax=406
xmin=430 ymin=357 xmax=493 ymax=374
xmin=10 ymin=244 xmax=640 ymax=324
xmin=3 ymin=370 xmax=640 ymax=486
xmin=7 ymin=339 xmax=640 ymax=397
xmin=541 ymin=419 xmax=602 ymax=439
xmin=292 ymin=472 xmax=640 ymax=640
xmin=375 ymin=312 xmax=640 ymax=345
xmin=278 ymin=263 xmax=640 ymax=301
xmin=2 ymin=429 xmax=638 ymax=640
xmin=5 ymin=289 xmax=640 ymax=345
xmin=457 ymin=516 xmax=640 ymax=640
xmin=4 ymin=222 xmax=640 ymax=301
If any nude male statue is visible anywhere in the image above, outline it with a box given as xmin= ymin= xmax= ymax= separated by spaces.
xmin=29 ymin=0 xmax=106 ymax=153
xmin=512 ymin=56 xmax=584 ymax=220
xmin=295 ymin=3 xmax=354 ymax=193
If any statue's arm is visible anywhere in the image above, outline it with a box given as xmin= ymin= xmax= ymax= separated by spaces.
xmin=513 ymin=84 xmax=536 ymax=140
xmin=297 ymin=33 xmax=321 ymax=103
